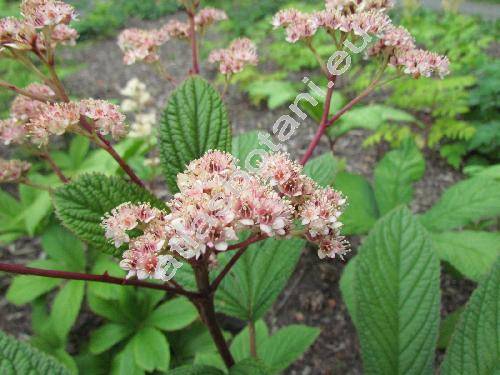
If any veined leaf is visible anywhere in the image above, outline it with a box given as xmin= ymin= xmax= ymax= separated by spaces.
xmin=229 ymin=358 xmax=269 ymax=375
xmin=215 ymin=237 xmax=305 ymax=321
xmin=230 ymin=320 xmax=269 ymax=362
xmin=89 ymin=323 xmax=133 ymax=355
xmin=0 ymin=330 xmax=70 ymax=374
xmin=339 ymin=257 xmax=359 ymax=327
xmin=420 ymin=176 xmax=500 ymax=232
xmin=146 ymin=297 xmax=198 ymax=331
xmin=53 ymin=173 xmax=164 ymax=257
xmin=41 ymin=225 xmax=85 ymax=271
xmin=355 ymin=207 xmax=440 ymax=374
xmin=441 ymin=257 xmax=500 ymax=375
xmin=159 ymin=77 xmax=231 ymax=192
xmin=51 ymin=280 xmax=85 ymax=341
xmin=437 ymin=308 xmax=464 ymax=350
xmin=432 ymin=231 xmax=500 ymax=282
xmin=132 ymin=327 xmax=170 ymax=372
xmin=304 ymin=153 xmax=340 ymax=187
xmin=374 ymin=140 xmax=425 ymax=215
xmin=334 ymin=172 xmax=379 ymax=235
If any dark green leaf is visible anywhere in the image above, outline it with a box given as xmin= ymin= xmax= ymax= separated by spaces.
xmin=437 ymin=308 xmax=463 ymax=350
xmin=159 ymin=77 xmax=231 ymax=192
xmin=355 ymin=207 xmax=440 ymax=374
xmin=110 ymin=341 xmax=144 ymax=375
xmin=441 ymin=257 xmax=500 ymax=374
xmin=53 ymin=173 xmax=165 ymax=257
xmin=339 ymin=257 xmax=358 ymax=327
xmin=166 ymin=365 xmax=224 ymax=375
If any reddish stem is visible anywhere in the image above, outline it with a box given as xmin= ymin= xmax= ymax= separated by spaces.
xmin=40 ymin=152 xmax=69 ymax=183
xmin=226 ymin=234 xmax=267 ymax=251
xmin=210 ymin=246 xmax=248 ymax=291
xmin=300 ymin=75 xmax=337 ymax=165
xmin=0 ymin=262 xmax=201 ymax=299
xmin=187 ymin=8 xmax=200 ymax=74
xmin=0 ymin=81 xmax=53 ymax=103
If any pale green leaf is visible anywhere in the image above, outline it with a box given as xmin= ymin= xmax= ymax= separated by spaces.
xmin=159 ymin=77 xmax=231 ymax=192
xmin=441 ymin=257 xmax=500 ymax=375
xmin=147 ymin=297 xmax=198 ymax=331
xmin=420 ymin=176 xmax=500 ymax=232
xmin=339 ymin=257 xmax=358 ymax=327
xmin=111 ymin=341 xmax=144 ymax=375
xmin=90 ymin=323 xmax=133 ymax=355
xmin=132 ymin=327 xmax=170 ymax=372
xmin=355 ymin=207 xmax=440 ymax=374
xmin=432 ymin=231 xmax=500 ymax=282
xmin=303 ymin=153 xmax=340 ymax=187
xmin=41 ymin=225 xmax=85 ymax=271
xmin=53 ymin=173 xmax=165 ymax=257
xmin=215 ymin=237 xmax=305 ymax=321
xmin=6 ymin=274 xmax=60 ymax=305
xmin=374 ymin=141 xmax=425 ymax=215
xmin=51 ymin=281 xmax=85 ymax=340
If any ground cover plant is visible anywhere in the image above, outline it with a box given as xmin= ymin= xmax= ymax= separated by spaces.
xmin=0 ymin=0 xmax=499 ymax=374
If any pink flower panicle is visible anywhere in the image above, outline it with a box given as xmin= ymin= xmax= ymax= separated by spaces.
xmin=0 ymin=159 xmax=31 ymax=183
xmin=195 ymin=7 xmax=227 ymax=29
xmin=396 ymin=49 xmax=450 ymax=79
xmin=51 ymin=23 xmax=78 ymax=45
xmin=102 ymin=151 xmax=348 ymax=281
xmin=367 ymin=25 xmax=415 ymax=57
xmin=0 ymin=118 xmax=27 ymax=145
xmin=20 ymin=0 xmax=77 ymax=29
xmin=163 ymin=20 xmax=191 ymax=39
xmin=272 ymin=9 xmax=318 ymax=43
xmin=345 ymin=10 xmax=391 ymax=36
xmin=10 ymin=83 xmax=56 ymax=122
xmin=208 ymin=38 xmax=258 ymax=75
xmin=80 ymin=99 xmax=128 ymax=139
xmin=117 ymin=28 xmax=169 ymax=65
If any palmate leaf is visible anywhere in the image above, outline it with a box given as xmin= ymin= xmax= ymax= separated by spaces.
xmin=215 ymin=237 xmax=305 ymax=321
xmin=53 ymin=173 xmax=165 ymax=257
xmin=420 ymin=176 xmax=500 ymax=232
xmin=159 ymin=77 xmax=232 ymax=192
xmin=355 ymin=207 xmax=440 ymax=375
xmin=374 ymin=140 xmax=425 ymax=215
xmin=441 ymin=257 xmax=500 ymax=375
xmin=0 ymin=330 xmax=70 ymax=374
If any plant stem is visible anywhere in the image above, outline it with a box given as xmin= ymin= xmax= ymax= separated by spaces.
xmin=194 ymin=265 xmax=235 ymax=368
xmin=0 ymin=81 xmax=53 ymax=102
xmin=248 ymin=320 xmax=257 ymax=358
xmin=0 ymin=262 xmax=200 ymax=298
xmin=300 ymin=75 xmax=337 ymax=165
xmin=210 ymin=246 xmax=248 ymax=291
xmin=20 ymin=179 xmax=52 ymax=192
xmin=39 ymin=152 xmax=69 ymax=183
xmin=187 ymin=6 xmax=200 ymax=75
xmin=226 ymin=234 xmax=267 ymax=251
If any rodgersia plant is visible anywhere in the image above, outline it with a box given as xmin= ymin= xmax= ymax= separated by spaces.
xmin=2 ymin=1 xmax=496 ymax=374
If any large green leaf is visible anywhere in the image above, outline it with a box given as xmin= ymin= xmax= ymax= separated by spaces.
xmin=339 ymin=257 xmax=359 ymax=327
xmin=374 ymin=141 xmax=425 ymax=215
xmin=441 ymin=257 xmax=500 ymax=375
xmin=51 ymin=280 xmax=85 ymax=341
xmin=215 ymin=237 xmax=305 ymax=321
xmin=229 ymin=358 xmax=269 ymax=375
xmin=146 ymin=297 xmax=198 ymax=331
xmin=334 ymin=172 xmax=379 ymax=235
xmin=132 ymin=327 xmax=170 ymax=372
xmin=432 ymin=231 xmax=500 ymax=282
xmin=420 ymin=176 xmax=500 ymax=232
xmin=0 ymin=330 xmax=70 ymax=374
xmin=53 ymin=173 xmax=164 ymax=257
xmin=259 ymin=325 xmax=320 ymax=373
xmin=303 ymin=153 xmax=340 ymax=187
xmin=355 ymin=207 xmax=440 ymax=375
xmin=41 ymin=225 xmax=85 ymax=271
xmin=159 ymin=76 xmax=232 ymax=192
xmin=89 ymin=323 xmax=133 ymax=355
xmin=230 ymin=320 xmax=269 ymax=362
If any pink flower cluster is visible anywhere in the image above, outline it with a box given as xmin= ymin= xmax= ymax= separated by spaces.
xmin=0 ymin=118 xmax=26 ymax=145
xmin=117 ymin=28 xmax=169 ymax=65
xmin=1 ymin=1 xmax=78 ymax=51
xmin=195 ymin=7 xmax=228 ymax=29
xmin=208 ymin=38 xmax=259 ymax=75
xmin=163 ymin=20 xmax=191 ymax=40
xmin=102 ymin=151 xmax=348 ymax=281
xmin=272 ymin=9 xmax=318 ymax=43
xmin=0 ymin=159 xmax=31 ymax=183
xmin=80 ymin=99 xmax=128 ymax=139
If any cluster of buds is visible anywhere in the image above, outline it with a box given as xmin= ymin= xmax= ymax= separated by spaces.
xmin=208 ymin=38 xmax=259 ymax=75
xmin=102 ymin=151 xmax=348 ymax=281
xmin=0 ymin=159 xmax=31 ymax=183
xmin=0 ymin=0 xmax=78 ymax=52
xmin=272 ymin=0 xmax=449 ymax=79
xmin=117 ymin=28 xmax=170 ymax=65
xmin=1 ymin=86 xmax=128 ymax=147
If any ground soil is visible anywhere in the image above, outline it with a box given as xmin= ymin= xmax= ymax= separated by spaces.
xmin=0 ymin=12 xmax=481 ymax=374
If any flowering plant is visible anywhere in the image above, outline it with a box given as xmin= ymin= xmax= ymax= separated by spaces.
xmin=1 ymin=1 xmax=498 ymax=374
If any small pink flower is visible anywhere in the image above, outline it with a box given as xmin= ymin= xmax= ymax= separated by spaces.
xmin=0 ymin=118 xmax=27 ymax=145
xmin=208 ymin=38 xmax=258 ymax=75
xmin=79 ymin=99 xmax=128 ymax=139
xmin=344 ymin=10 xmax=391 ymax=36
xmin=396 ymin=49 xmax=450 ymax=79
xmin=195 ymin=7 xmax=227 ymax=29
xmin=272 ymin=9 xmax=318 ymax=43
xmin=163 ymin=20 xmax=191 ymax=39
xmin=10 ymin=83 xmax=56 ymax=122
xmin=117 ymin=28 xmax=169 ymax=65
xmin=51 ymin=24 xmax=78 ymax=45
xmin=20 ymin=0 xmax=77 ymax=29
xmin=0 ymin=159 xmax=31 ymax=183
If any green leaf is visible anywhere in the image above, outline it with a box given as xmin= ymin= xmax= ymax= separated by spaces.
xmin=441 ymin=257 xmax=500 ymax=375
xmin=167 ymin=365 xmax=224 ymax=375
xmin=159 ymin=76 xmax=231 ymax=192
xmin=69 ymin=136 xmax=90 ymax=168
xmin=230 ymin=320 xmax=269 ymax=362
xmin=0 ymin=330 xmax=70 ymax=374
xmin=51 ymin=281 xmax=85 ymax=340
xmin=334 ymin=172 xmax=379 ymax=235
xmin=339 ymin=257 xmax=358 ymax=327
xmin=168 ymin=322 xmax=218 ymax=363
xmin=420 ymin=176 xmax=500 ymax=232
xmin=6 ymin=272 xmax=61 ymax=305
xmin=19 ymin=185 xmax=52 ymax=236
xmin=90 ymin=323 xmax=133 ymax=355
xmin=231 ymin=131 xmax=262 ymax=169
xmin=260 ymin=325 xmax=320 ymax=373
xmin=41 ymin=225 xmax=85 ymax=271
xmin=53 ymin=173 xmax=164 ymax=257
xmin=303 ymin=153 xmax=340 ymax=187
xmin=88 ymin=293 xmax=129 ymax=324
xmin=432 ymin=231 xmax=500 ymax=282
xmin=88 ymin=255 xmax=125 ymax=299
xmin=146 ymin=297 xmax=198 ymax=331
xmin=374 ymin=140 xmax=425 ymax=215
xmin=246 ymin=80 xmax=297 ymax=110
xmin=215 ymin=237 xmax=305 ymax=321
xmin=355 ymin=207 xmax=440 ymax=374
xmin=229 ymin=358 xmax=269 ymax=374
xmin=132 ymin=327 xmax=170 ymax=372
xmin=437 ymin=308 xmax=464 ymax=350
xmin=111 ymin=341 xmax=144 ymax=375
